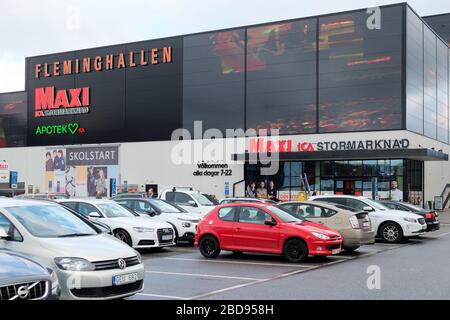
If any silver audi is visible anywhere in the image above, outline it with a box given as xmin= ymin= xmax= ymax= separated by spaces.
xmin=0 ymin=199 xmax=145 ymax=300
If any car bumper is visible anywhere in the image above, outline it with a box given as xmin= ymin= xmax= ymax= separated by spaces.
xmin=426 ymin=220 xmax=440 ymax=231
xmin=403 ymin=222 xmax=427 ymax=237
xmin=308 ymin=240 xmax=342 ymax=256
xmin=131 ymin=231 xmax=175 ymax=248
xmin=179 ymin=232 xmax=196 ymax=241
xmin=57 ymin=263 xmax=145 ymax=300
xmin=340 ymin=229 xmax=375 ymax=247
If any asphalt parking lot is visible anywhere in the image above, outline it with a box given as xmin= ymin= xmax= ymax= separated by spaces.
xmin=130 ymin=221 xmax=450 ymax=300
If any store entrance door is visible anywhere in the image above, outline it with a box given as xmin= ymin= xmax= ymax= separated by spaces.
xmin=343 ymin=180 xmax=355 ymax=195
xmin=335 ymin=179 xmax=356 ymax=195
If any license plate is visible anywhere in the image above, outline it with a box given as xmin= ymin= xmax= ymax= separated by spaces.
xmin=112 ymin=273 xmax=138 ymax=286
xmin=162 ymin=234 xmax=173 ymax=241
xmin=362 ymin=222 xmax=370 ymax=228
xmin=332 ymin=248 xmax=341 ymax=255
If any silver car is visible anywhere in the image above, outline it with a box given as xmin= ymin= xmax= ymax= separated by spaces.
xmin=0 ymin=199 xmax=145 ymax=300
xmin=0 ymin=250 xmax=53 ymax=300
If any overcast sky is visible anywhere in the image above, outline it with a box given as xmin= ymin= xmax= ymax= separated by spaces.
xmin=0 ymin=0 xmax=449 ymax=93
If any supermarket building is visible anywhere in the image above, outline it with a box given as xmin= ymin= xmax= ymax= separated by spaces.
xmin=0 ymin=3 xmax=450 ymax=206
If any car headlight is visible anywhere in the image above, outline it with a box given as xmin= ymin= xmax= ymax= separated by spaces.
xmin=133 ymin=227 xmax=155 ymax=233
xmin=134 ymin=250 xmax=142 ymax=264
xmin=46 ymin=268 xmax=60 ymax=296
xmin=54 ymin=257 xmax=95 ymax=271
xmin=312 ymin=232 xmax=330 ymax=240
xmin=181 ymin=222 xmax=191 ymax=228
xmin=403 ymin=217 xmax=417 ymax=223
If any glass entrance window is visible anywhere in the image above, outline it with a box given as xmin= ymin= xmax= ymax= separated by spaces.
xmin=244 ymin=159 xmax=417 ymax=202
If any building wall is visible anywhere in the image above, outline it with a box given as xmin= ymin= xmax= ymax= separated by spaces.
xmin=0 ymin=130 xmax=448 ymax=202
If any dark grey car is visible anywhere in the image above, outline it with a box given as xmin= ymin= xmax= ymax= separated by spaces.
xmin=0 ymin=251 xmax=52 ymax=300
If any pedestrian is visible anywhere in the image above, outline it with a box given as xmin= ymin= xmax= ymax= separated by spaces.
xmin=267 ymin=180 xmax=279 ymax=201
xmin=246 ymin=182 xmax=257 ymax=198
xmin=147 ymin=187 xmax=156 ymax=198
xmin=256 ymin=181 xmax=268 ymax=199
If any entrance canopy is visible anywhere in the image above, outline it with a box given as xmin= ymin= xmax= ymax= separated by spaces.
xmin=233 ymin=148 xmax=448 ymax=162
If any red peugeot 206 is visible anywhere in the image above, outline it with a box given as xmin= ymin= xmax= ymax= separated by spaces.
xmin=195 ymin=202 xmax=343 ymax=263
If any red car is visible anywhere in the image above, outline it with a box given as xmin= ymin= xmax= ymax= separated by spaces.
xmin=195 ymin=202 xmax=343 ymax=263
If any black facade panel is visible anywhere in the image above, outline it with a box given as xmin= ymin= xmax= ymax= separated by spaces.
xmin=26 ymin=38 xmax=182 ymax=146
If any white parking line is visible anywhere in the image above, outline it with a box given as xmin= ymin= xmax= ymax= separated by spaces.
xmin=146 ymin=270 xmax=267 ymax=281
xmin=137 ymin=293 xmax=189 ymax=300
xmin=188 ymin=261 xmax=332 ymax=300
xmin=163 ymin=257 xmax=318 ymax=268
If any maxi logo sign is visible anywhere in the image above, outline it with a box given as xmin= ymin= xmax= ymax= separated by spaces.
xmin=35 ymin=87 xmax=90 ymax=118
xmin=35 ymin=122 xmax=86 ymax=136
xmin=249 ymin=138 xmax=410 ymax=153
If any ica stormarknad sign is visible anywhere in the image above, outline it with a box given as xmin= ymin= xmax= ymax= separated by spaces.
xmin=0 ymin=162 xmax=10 ymax=183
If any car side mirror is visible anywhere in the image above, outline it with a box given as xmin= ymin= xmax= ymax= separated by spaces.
xmin=146 ymin=210 xmax=156 ymax=217
xmin=187 ymin=200 xmax=197 ymax=207
xmin=0 ymin=228 xmax=10 ymax=240
xmin=264 ymin=219 xmax=277 ymax=226
xmin=88 ymin=212 xmax=102 ymax=218
xmin=363 ymin=206 xmax=374 ymax=212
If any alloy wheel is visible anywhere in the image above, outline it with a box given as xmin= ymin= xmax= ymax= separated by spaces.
xmin=383 ymin=225 xmax=399 ymax=242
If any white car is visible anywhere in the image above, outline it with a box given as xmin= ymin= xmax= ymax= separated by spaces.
xmin=0 ymin=199 xmax=145 ymax=300
xmin=56 ymin=199 xmax=176 ymax=249
xmin=113 ymin=198 xmax=200 ymax=244
xmin=159 ymin=188 xmax=216 ymax=216
xmin=309 ymin=195 xmax=427 ymax=243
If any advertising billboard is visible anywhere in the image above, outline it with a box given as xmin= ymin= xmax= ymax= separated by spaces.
xmin=44 ymin=145 xmax=120 ymax=197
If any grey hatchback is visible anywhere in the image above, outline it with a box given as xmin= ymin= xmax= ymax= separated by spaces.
xmin=0 ymin=250 xmax=53 ymax=300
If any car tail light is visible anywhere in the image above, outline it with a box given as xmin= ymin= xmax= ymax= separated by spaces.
xmin=48 ymin=195 xmax=52 ymax=200
xmin=425 ymin=212 xmax=436 ymax=220
xmin=349 ymin=215 xmax=360 ymax=229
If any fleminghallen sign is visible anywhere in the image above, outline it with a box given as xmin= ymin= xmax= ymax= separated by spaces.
xmin=249 ymin=138 xmax=410 ymax=153
xmin=34 ymin=47 xmax=172 ymax=79
xmin=66 ymin=146 xmax=119 ymax=166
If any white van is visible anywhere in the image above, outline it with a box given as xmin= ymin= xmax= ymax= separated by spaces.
xmin=159 ymin=187 xmax=216 ymax=216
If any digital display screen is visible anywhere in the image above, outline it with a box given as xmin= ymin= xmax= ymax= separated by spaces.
xmin=0 ymin=92 xmax=27 ymax=147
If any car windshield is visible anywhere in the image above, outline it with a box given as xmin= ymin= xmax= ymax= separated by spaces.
xmin=97 ymin=203 xmax=138 ymax=218
xmin=265 ymin=206 xmax=304 ymax=223
xmin=6 ymin=205 xmax=97 ymax=238
xmin=148 ymin=199 xmax=184 ymax=213
xmin=191 ymin=193 xmax=215 ymax=206
xmin=363 ymin=198 xmax=389 ymax=211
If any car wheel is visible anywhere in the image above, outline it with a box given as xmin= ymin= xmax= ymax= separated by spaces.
xmin=283 ymin=238 xmax=308 ymax=263
xmin=114 ymin=229 xmax=132 ymax=246
xmin=380 ymin=222 xmax=403 ymax=243
xmin=199 ymin=235 xmax=221 ymax=258
xmin=343 ymin=246 xmax=359 ymax=252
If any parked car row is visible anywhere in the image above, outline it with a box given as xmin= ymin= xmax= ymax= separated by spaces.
xmin=1 ymin=190 xmax=440 ymax=300
xmin=194 ymin=194 xmax=439 ymax=263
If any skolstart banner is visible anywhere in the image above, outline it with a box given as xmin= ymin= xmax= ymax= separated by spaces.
xmin=44 ymin=146 xmax=120 ymax=197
